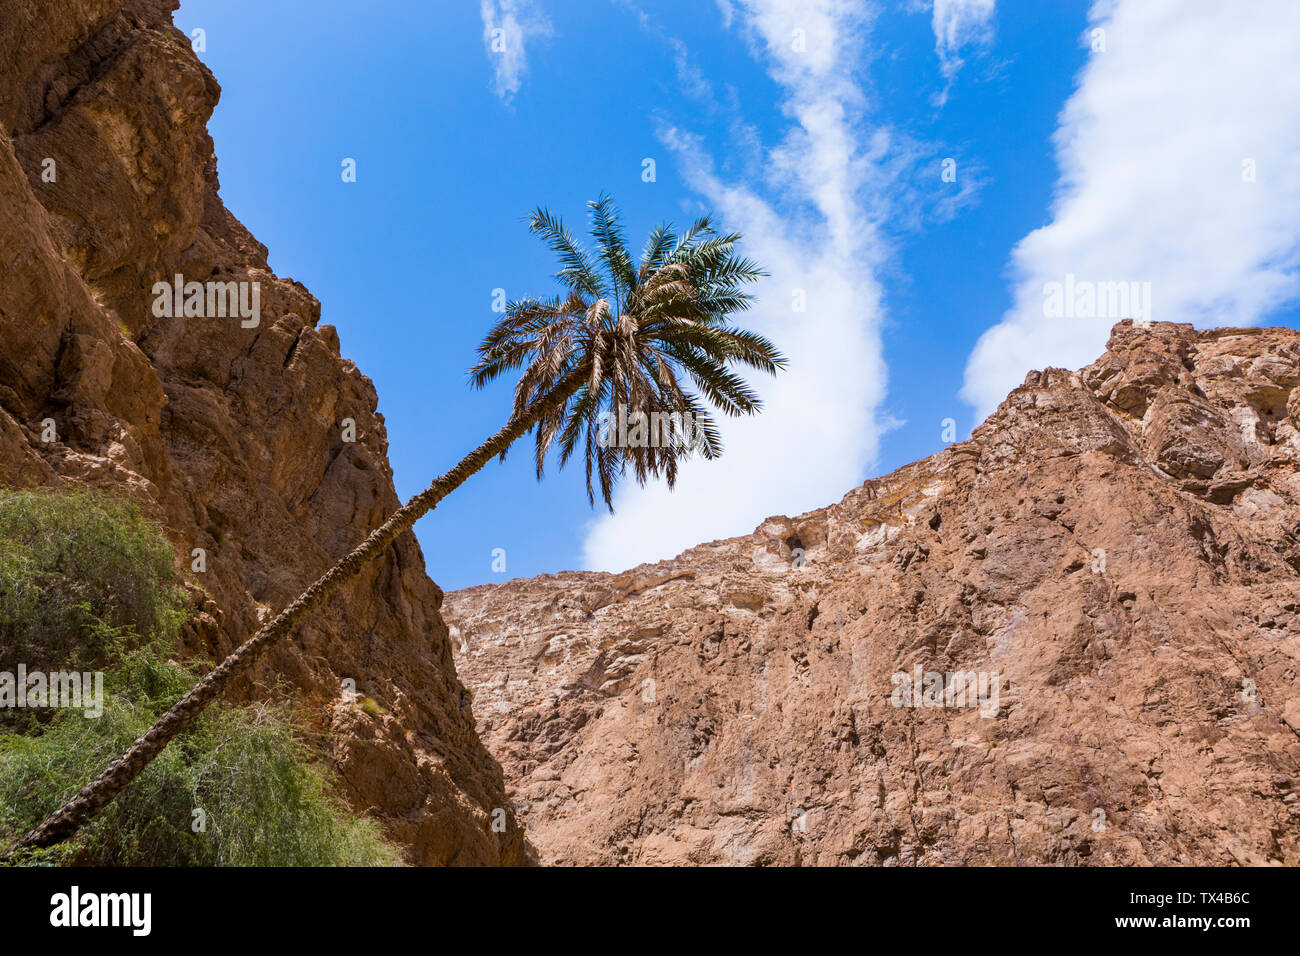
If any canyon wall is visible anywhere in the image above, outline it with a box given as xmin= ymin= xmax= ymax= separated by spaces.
xmin=5 ymin=0 xmax=1298 ymax=870
xmin=446 ymin=322 xmax=1300 ymax=865
xmin=0 ymin=0 xmax=531 ymax=865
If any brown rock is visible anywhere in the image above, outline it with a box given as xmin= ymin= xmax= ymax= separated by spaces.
xmin=0 ymin=0 xmax=532 ymax=865
xmin=447 ymin=321 xmax=1300 ymax=866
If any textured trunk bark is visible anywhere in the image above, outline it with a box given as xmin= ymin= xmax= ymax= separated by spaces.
xmin=10 ymin=380 xmax=579 ymax=857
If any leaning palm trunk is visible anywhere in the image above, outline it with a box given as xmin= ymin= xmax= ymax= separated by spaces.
xmin=11 ymin=195 xmax=782 ymax=859
xmin=9 ymin=380 xmax=580 ymax=857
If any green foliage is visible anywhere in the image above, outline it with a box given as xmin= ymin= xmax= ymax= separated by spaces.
xmin=0 ymin=488 xmax=402 ymax=867
xmin=0 ymin=646 xmax=401 ymax=866
xmin=469 ymin=194 xmax=785 ymax=509
xmin=0 ymin=488 xmax=185 ymax=673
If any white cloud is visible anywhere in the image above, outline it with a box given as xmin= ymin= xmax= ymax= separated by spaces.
xmin=931 ymin=0 xmax=996 ymax=86
xmin=962 ymin=0 xmax=1300 ymax=422
xmin=479 ymin=0 xmax=551 ymax=102
xmin=613 ymin=1 xmax=718 ymax=107
xmin=582 ymin=0 xmax=893 ymax=572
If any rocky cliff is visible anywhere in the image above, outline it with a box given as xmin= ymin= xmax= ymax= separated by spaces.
xmin=6 ymin=2 xmax=1298 ymax=873
xmin=446 ymin=321 xmax=1300 ymax=865
xmin=0 ymin=0 xmax=531 ymax=865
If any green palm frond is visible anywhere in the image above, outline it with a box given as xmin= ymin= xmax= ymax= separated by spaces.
xmin=471 ymin=197 xmax=786 ymax=510
xmin=527 ymin=207 xmax=605 ymax=298
xmin=640 ymin=222 xmax=677 ymax=278
xmin=589 ymin=194 xmax=637 ymax=302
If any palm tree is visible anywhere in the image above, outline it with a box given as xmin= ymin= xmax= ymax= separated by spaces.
xmin=11 ymin=195 xmax=785 ymax=856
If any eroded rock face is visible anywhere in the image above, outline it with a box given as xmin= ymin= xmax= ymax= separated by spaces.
xmin=446 ymin=322 xmax=1300 ymax=866
xmin=0 ymin=0 xmax=531 ymax=865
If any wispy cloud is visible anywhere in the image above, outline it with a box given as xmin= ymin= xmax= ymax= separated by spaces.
xmin=962 ymin=0 xmax=1300 ymax=421
xmin=479 ymin=0 xmax=552 ymax=103
xmin=613 ymin=0 xmax=718 ymax=108
xmin=582 ymin=0 xmax=894 ymax=573
xmin=930 ymin=0 xmax=996 ymax=97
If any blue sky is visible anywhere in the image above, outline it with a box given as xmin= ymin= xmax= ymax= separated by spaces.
xmin=174 ymin=0 xmax=1300 ymax=590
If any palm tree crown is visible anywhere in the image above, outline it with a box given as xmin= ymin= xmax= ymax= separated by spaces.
xmin=470 ymin=195 xmax=786 ymax=509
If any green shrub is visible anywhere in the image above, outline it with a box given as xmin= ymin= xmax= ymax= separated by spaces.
xmin=0 ymin=488 xmax=185 ymax=673
xmin=0 ymin=645 xmax=401 ymax=866
xmin=0 ymin=488 xmax=402 ymax=867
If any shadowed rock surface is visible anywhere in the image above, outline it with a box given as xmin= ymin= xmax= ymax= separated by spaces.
xmin=0 ymin=0 xmax=532 ymax=865
xmin=446 ymin=321 xmax=1300 ymax=866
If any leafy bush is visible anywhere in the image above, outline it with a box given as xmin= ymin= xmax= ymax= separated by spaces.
xmin=0 ymin=488 xmax=401 ymax=867
xmin=0 ymin=488 xmax=185 ymax=672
